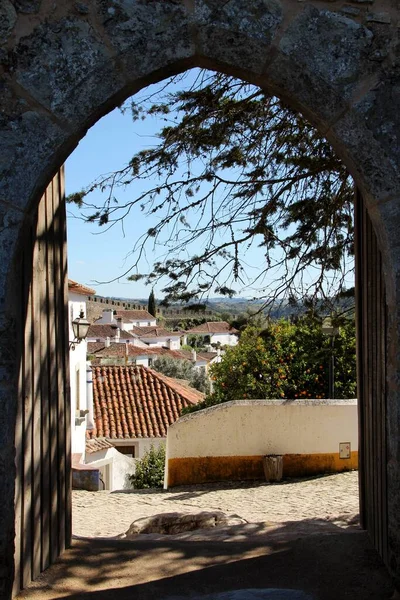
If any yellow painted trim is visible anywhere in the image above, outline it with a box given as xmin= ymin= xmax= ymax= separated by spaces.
xmin=167 ymin=452 xmax=358 ymax=487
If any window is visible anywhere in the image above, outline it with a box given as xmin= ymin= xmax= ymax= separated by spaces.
xmin=75 ymin=366 xmax=80 ymax=411
xmin=116 ymin=445 xmax=136 ymax=458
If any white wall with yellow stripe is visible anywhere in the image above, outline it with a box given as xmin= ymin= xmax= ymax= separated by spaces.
xmin=165 ymin=399 xmax=358 ymax=487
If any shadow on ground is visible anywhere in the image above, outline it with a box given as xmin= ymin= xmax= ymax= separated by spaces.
xmin=16 ymin=519 xmax=394 ymax=600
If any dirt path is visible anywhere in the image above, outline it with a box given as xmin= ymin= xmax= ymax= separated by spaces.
xmin=72 ymin=471 xmax=359 ymax=538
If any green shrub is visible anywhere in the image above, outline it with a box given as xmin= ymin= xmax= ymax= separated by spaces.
xmin=128 ymin=444 xmax=166 ymax=489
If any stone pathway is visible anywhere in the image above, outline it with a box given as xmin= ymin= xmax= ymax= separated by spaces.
xmin=72 ymin=471 xmax=359 ymax=538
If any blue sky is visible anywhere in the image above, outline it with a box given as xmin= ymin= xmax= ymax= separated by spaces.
xmin=66 ymin=93 xmax=162 ymax=299
xmin=66 ymin=69 xmax=272 ymax=300
xmin=65 ymin=69 xmax=354 ymax=303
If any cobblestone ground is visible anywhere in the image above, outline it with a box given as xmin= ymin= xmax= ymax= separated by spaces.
xmin=72 ymin=471 xmax=359 ymax=538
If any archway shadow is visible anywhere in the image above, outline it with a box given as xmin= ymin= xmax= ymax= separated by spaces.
xmin=16 ymin=519 xmax=393 ymax=600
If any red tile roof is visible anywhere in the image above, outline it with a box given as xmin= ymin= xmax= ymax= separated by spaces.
xmin=88 ymin=343 xmax=218 ymax=365
xmin=114 ymin=309 xmax=156 ymax=321
xmin=91 ymin=343 xmax=152 ymax=358
xmin=197 ymin=351 xmax=220 ymax=362
xmin=88 ymin=342 xmax=107 ymax=354
xmin=87 ymin=324 xmax=135 ymax=340
xmin=186 ymin=321 xmax=239 ymax=334
xmin=89 ymin=343 xmax=191 ymax=360
xmin=88 ymin=365 xmax=203 ymax=440
xmin=85 ymin=437 xmax=114 ymax=454
xmin=130 ymin=325 xmax=183 ymax=338
xmin=68 ymin=279 xmax=96 ymax=296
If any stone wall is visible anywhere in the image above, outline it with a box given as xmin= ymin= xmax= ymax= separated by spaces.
xmin=165 ymin=399 xmax=358 ymax=486
xmin=0 ymin=0 xmax=400 ymax=597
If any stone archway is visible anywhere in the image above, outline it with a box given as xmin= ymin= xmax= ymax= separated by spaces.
xmin=1 ymin=1 xmax=400 ymax=597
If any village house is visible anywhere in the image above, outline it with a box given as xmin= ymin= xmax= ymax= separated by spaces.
xmin=88 ymin=309 xmax=184 ymax=350
xmin=86 ymin=323 xmax=140 ymax=345
xmin=68 ymin=280 xmax=95 ymax=458
xmin=95 ymin=308 xmax=157 ymax=330
xmin=88 ymin=342 xmax=221 ymax=371
xmin=186 ymin=321 xmax=239 ymax=347
xmin=85 ymin=365 xmax=203 ymax=489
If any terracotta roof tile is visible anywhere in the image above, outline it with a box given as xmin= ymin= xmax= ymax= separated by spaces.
xmin=68 ymin=279 xmax=96 ymax=296
xmin=85 ymin=437 xmax=114 ymax=454
xmin=88 ymin=342 xmax=106 ymax=354
xmin=89 ymin=365 xmax=203 ymax=440
xmin=197 ymin=351 xmax=220 ymax=362
xmin=186 ymin=321 xmax=239 ymax=334
xmin=87 ymin=324 xmax=135 ymax=340
xmin=130 ymin=326 xmax=183 ymax=338
xmin=114 ymin=309 xmax=156 ymax=321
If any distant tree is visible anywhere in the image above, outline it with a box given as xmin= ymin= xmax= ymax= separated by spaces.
xmin=183 ymin=316 xmax=356 ymax=414
xmin=152 ymin=356 xmax=210 ymax=394
xmin=148 ymin=288 xmax=156 ymax=317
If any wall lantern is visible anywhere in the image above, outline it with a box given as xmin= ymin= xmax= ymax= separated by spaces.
xmin=69 ymin=310 xmax=90 ymax=350
xmin=321 ymin=316 xmax=340 ymax=399
xmin=321 ymin=316 xmax=339 ymax=337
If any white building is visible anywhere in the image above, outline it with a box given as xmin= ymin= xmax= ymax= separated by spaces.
xmin=69 ymin=280 xmax=137 ymax=492
xmin=84 ymin=365 xmax=203 ymax=489
xmin=129 ymin=325 xmax=184 ymax=350
xmin=186 ymin=321 xmax=239 ymax=347
xmin=95 ymin=308 xmax=156 ymax=331
xmin=68 ymin=280 xmax=95 ymax=457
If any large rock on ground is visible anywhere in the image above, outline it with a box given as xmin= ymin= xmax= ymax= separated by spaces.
xmin=122 ymin=511 xmax=246 ymax=537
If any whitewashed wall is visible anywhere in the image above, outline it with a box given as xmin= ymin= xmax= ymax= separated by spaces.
xmin=210 ymin=333 xmax=238 ymax=346
xmin=68 ymin=292 xmax=89 ymax=455
xmin=165 ymin=399 xmax=358 ymax=486
xmin=85 ymin=447 xmax=136 ymax=491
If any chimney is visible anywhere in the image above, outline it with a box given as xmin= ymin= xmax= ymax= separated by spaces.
xmin=102 ymin=309 xmax=114 ymax=324
xmin=105 ymin=336 xmax=110 ymax=348
xmin=86 ymin=363 xmax=94 ymax=432
xmin=191 ymin=349 xmax=197 ymax=362
xmin=114 ymin=327 xmax=120 ymax=342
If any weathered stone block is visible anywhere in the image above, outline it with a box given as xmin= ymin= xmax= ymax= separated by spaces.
xmin=14 ymin=18 xmax=126 ymax=126
xmin=0 ymin=112 xmax=69 ymax=211
xmin=367 ymin=12 xmax=391 ymax=25
xmin=12 ymin=0 xmax=41 ymax=13
xmin=331 ymin=109 xmax=400 ymax=205
xmin=264 ymin=5 xmax=377 ymax=130
xmin=122 ymin=511 xmax=246 ymax=537
xmin=195 ymin=0 xmax=282 ymax=73
xmin=0 ymin=1 xmax=17 ymax=44
xmin=97 ymin=0 xmax=194 ymax=81
xmin=279 ymin=6 xmax=373 ymax=91
xmin=331 ymin=69 xmax=400 ymax=205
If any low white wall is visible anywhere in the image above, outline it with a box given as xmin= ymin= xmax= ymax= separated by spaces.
xmin=165 ymin=399 xmax=358 ymax=486
xmin=136 ymin=438 xmax=165 ymax=459
xmin=211 ymin=333 xmax=238 ymax=346
xmin=85 ymin=447 xmax=136 ymax=491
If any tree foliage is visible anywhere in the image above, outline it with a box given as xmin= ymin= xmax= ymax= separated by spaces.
xmin=128 ymin=444 xmax=166 ymax=489
xmin=68 ymin=69 xmax=354 ymax=311
xmin=148 ymin=288 xmax=156 ymax=317
xmin=152 ymin=356 xmax=210 ymax=394
xmin=183 ymin=315 xmax=356 ymax=413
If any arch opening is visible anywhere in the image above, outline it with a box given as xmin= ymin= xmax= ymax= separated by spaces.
xmin=1 ymin=2 xmax=399 ymax=598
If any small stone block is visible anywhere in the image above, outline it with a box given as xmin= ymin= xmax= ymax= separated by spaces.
xmin=366 ymin=12 xmax=391 ymax=24
xmin=341 ymin=6 xmax=361 ymax=16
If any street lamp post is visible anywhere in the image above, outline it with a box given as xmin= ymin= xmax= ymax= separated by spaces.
xmin=321 ymin=317 xmax=339 ymax=399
